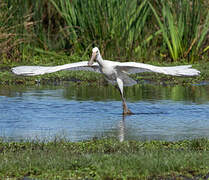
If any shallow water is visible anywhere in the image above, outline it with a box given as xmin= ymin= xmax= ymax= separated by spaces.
xmin=0 ymin=82 xmax=209 ymax=141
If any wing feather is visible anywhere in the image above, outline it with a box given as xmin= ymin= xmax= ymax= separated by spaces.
xmin=12 ymin=61 xmax=100 ymax=76
xmin=115 ymin=62 xmax=200 ymax=76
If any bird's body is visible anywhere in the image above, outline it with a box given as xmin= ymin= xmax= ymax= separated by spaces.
xmin=100 ymin=60 xmax=117 ymax=80
xmin=12 ymin=47 xmax=200 ymax=115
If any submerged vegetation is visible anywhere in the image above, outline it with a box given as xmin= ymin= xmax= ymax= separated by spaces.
xmin=0 ymin=138 xmax=209 ymax=179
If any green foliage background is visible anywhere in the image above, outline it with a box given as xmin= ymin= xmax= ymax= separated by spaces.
xmin=0 ymin=0 xmax=209 ymax=63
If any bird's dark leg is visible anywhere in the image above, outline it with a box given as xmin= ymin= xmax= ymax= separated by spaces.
xmin=121 ymin=94 xmax=133 ymax=115
xmin=116 ymin=78 xmax=133 ymax=115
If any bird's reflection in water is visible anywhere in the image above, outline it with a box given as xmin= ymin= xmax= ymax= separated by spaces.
xmin=118 ymin=115 xmax=126 ymax=142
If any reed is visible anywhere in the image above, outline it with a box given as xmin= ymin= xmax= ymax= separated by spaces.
xmin=149 ymin=0 xmax=209 ymax=62
xmin=50 ymin=0 xmax=153 ymax=60
xmin=0 ymin=2 xmax=23 ymax=60
xmin=0 ymin=0 xmax=208 ymax=62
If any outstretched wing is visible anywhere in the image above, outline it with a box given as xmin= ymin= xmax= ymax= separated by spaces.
xmin=115 ymin=62 xmax=200 ymax=76
xmin=12 ymin=61 xmax=100 ymax=76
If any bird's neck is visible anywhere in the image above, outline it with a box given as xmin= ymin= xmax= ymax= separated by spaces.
xmin=96 ymin=53 xmax=104 ymax=67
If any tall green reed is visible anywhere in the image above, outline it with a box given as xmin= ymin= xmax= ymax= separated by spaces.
xmin=0 ymin=2 xmax=25 ymax=61
xmin=0 ymin=1 xmax=46 ymax=61
xmin=1 ymin=0 xmax=208 ymax=62
xmin=50 ymin=0 xmax=153 ymax=60
xmin=149 ymin=0 xmax=209 ymax=62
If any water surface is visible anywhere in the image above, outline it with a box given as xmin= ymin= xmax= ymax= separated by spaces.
xmin=0 ymin=82 xmax=209 ymax=141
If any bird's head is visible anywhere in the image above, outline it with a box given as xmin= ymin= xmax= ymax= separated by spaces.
xmin=88 ymin=47 xmax=100 ymax=66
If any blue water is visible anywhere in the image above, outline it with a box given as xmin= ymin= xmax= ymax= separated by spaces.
xmin=0 ymin=83 xmax=209 ymax=141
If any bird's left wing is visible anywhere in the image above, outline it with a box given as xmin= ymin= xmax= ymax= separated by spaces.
xmin=115 ymin=62 xmax=159 ymax=74
xmin=12 ymin=61 xmax=100 ymax=76
xmin=115 ymin=62 xmax=200 ymax=76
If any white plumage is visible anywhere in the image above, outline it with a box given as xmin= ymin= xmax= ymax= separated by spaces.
xmin=12 ymin=47 xmax=200 ymax=114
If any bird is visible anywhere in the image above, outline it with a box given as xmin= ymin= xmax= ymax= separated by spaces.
xmin=12 ymin=47 xmax=200 ymax=115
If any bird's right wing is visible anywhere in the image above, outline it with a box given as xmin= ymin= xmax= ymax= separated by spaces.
xmin=11 ymin=61 xmax=100 ymax=76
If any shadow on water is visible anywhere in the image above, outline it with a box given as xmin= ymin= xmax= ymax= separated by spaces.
xmin=0 ymin=82 xmax=209 ymax=141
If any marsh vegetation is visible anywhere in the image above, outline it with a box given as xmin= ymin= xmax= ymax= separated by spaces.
xmin=0 ymin=0 xmax=208 ymax=64
xmin=0 ymin=138 xmax=209 ymax=179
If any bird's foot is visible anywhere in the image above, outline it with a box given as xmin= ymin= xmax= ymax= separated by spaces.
xmin=122 ymin=101 xmax=134 ymax=115
xmin=123 ymin=108 xmax=134 ymax=116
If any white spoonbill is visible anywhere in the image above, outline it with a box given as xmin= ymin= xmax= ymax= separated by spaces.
xmin=12 ymin=47 xmax=200 ymax=115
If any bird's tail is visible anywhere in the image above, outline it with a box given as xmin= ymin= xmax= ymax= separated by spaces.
xmin=157 ymin=65 xmax=200 ymax=76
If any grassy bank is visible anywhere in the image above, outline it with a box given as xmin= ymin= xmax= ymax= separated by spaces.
xmin=0 ymin=138 xmax=209 ymax=179
xmin=0 ymin=56 xmax=209 ymax=86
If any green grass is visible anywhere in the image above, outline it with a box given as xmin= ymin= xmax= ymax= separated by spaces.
xmin=0 ymin=138 xmax=209 ymax=179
